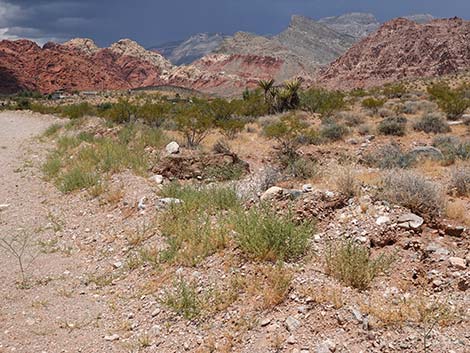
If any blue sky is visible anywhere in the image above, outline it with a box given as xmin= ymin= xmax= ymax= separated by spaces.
xmin=0 ymin=0 xmax=468 ymax=46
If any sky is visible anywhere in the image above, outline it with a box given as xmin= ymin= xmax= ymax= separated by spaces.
xmin=0 ymin=0 xmax=469 ymax=47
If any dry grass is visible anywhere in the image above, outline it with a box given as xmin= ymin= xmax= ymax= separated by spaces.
xmin=446 ymin=199 xmax=470 ymax=225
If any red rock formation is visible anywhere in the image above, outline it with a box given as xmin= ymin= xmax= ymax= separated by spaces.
xmin=0 ymin=39 xmax=170 ymax=94
xmin=318 ymin=18 xmax=470 ymax=90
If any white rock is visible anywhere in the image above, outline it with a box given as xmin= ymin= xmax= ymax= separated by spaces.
xmin=165 ymin=141 xmax=180 ymax=154
xmin=260 ymin=186 xmax=284 ymax=201
xmin=138 ymin=196 xmax=147 ymax=210
xmin=151 ymin=174 xmax=164 ymax=184
xmin=302 ymin=184 xmax=313 ymax=193
xmin=285 ymin=316 xmax=300 ymax=332
xmin=104 ymin=334 xmax=120 ymax=341
xmin=376 ymin=216 xmax=391 ymax=226
xmin=260 ymin=318 xmax=271 ymax=326
xmin=156 ymin=198 xmax=182 ymax=209
xmin=397 ymin=213 xmax=424 ymax=229
xmin=0 ymin=204 xmax=10 ymax=211
xmin=449 ymin=257 xmax=467 ymax=270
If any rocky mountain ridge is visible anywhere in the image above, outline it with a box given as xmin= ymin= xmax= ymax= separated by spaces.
xmin=318 ymin=17 xmax=470 ymax=90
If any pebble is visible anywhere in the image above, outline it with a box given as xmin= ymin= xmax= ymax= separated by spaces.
xmin=376 ymin=216 xmax=391 ymax=226
xmin=260 ymin=318 xmax=271 ymax=327
xmin=0 ymin=204 xmax=10 ymax=211
xmin=285 ymin=316 xmax=301 ymax=332
xmin=104 ymin=334 xmax=120 ymax=341
xmin=449 ymin=257 xmax=467 ymax=270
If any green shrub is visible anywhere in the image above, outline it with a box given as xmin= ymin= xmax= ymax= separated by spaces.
xmin=382 ymin=83 xmax=408 ymax=99
xmin=264 ymin=114 xmax=308 ymax=155
xmin=325 ymin=240 xmax=395 ymax=290
xmin=427 ymin=83 xmax=470 ymax=120
xmin=320 ymin=122 xmax=349 ymax=141
xmin=162 ymin=277 xmax=202 ymax=319
xmin=59 ymin=166 xmax=99 ymax=193
xmin=60 ymin=102 xmax=95 ymax=119
xmin=300 ymin=88 xmax=346 ymax=117
xmin=175 ymin=100 xmax=214 ymax=148
xmin=362 ymin=97 xmax=386 ymax=115
xmin=232 ymin=206 xmax=313 ymax=262
xmin=413 ymin=113 xmax=451 ymax=134
xmin=159 ymin=185 xmax=241 ymax=266
xmin=42 ymin=123 xmax=62 ymax=137
xmin=377 ymin=116 xmax=407 ymax=136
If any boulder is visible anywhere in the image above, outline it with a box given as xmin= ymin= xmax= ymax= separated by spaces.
xmin=260 ymin=186 xmax=284 ymax=201
xmin=397 ymin=213 xmax=424 ymax=229
xmin=165 ymin=141 xmax=180 ymax=154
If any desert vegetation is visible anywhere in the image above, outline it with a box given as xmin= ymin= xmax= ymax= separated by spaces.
xmin=1 ymin=76 xmax=469 ymax=353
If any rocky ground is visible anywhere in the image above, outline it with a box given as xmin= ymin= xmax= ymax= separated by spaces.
xmin=0 ymin=109 xmax=469 ymax=353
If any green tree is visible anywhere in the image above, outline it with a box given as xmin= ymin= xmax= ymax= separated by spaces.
xmin=300 ymin=88 xmax=345 ymax=117
xmin=175 ymin=100 xmax=214 ymax=148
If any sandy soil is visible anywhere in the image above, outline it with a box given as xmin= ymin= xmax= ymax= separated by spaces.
xmin=0 ymin=112 xmax=122 ymax=353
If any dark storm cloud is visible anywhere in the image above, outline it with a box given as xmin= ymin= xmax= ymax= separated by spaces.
xmin=1 ymin=0 xmax=469 ymax=46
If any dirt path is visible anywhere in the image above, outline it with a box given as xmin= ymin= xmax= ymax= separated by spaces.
xmin=0 ymin=112 xmax=121 ymax=353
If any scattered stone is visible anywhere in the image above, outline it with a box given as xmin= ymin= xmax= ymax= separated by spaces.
xmin=316 ymin=339 xmax=336 ymax=353
xmin=287 ymin=335 xmax=297 ymax=344
xmin=156 ymin=198 xmax=182 ymax=209
xmin=285 ymin=316 xmax=301 ymax=332
xmin=104 ymin=334 xmax=120 ymax=342
xmin=260 ymin=186 xmax=284 ymax=201
xmin=150 ymin=174 xmax=164 ymax=185
xmin=449 ymin=257 xmax=467 ymax=270
xmin=397 ymin=213 xmax=424 ymax=229
xmin=151 ymin=308 xmax=161 ymax=317
xmin=302 ymin=184 xmax=313 ymax=193
xmin=138 ymin=196 xmax=147 ymax=210
xmin=351 ymin=308 xmax=363 ymax=323
xmin=376 ymin=215 xmax=391 ymax=226
xmin=112 ymin=261 xmax=123 ymax=269
xmin=165 ymin=141 xmax=180 ymax=154
xmin=260 ymin=318 xmax=271 ymax=327
xmin=425 ymin=243 xmax=449 ymax=256
xmin=0 ymin=204 xmax=9 ymax=211
xmin=445 ymin=225 xmax=465 ymax=237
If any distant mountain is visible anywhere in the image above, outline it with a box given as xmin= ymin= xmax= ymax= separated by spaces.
xmin=403 ymin=14 xmax=435 ymax=24
xmin=318 ymin=12 xmax=380 ymax=39
xmin=149 ymin=33 xmax=228 ymax=65
xmin=318 ymin=17 xmax=470 ymax=90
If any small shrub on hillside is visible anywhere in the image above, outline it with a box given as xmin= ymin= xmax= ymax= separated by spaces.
xmin=175 ymin=100 xmax=214 ymax=148
xmin=233 ymin=206 xmax=313 ymax=262
xmin=357 ymin=124 xmax=371 ymax=136
xmin=380 ymin=171 xmax=445 ymax=218
xmin=377 ymin=116 xmax=407 ymax=136
xmin=335 ymin=166 xmax=360 ymax=198
xmin=337 ymin=112 xmax=365 ymax=127
xmin=159 ymin=185 xmax=241 ymax=266
xmin=402 ymin=101 xmax=420 ymax=114
xmin=427 ymin=82 xmax=470 ymax=120
xmin=362 ymin=97 xmax=386 ymax=115
xmin=280 ymin=155 xmax=317 ymax=179
xmin=137 ymin=100 xmax=171 ymax=127
xmin=382 ymin=83 xmax=408 ymax=99
xmin=363 ymin=143 xmax=415 ymax=169
xmin=433 ymin=136 xmax=470 ymax=164
xmin=300 ymin=88 xmax=346 ymax=117
xmin=413 ymin=113 xmax=451 ymax=134
xmin=450 ymin=165 xmax=470 ymax=196
xmin=378 ymin=108 xmax=393 ymax=118
xmin=325 ymin=240 xmax=395 ymax=290
xmin=15 ymin=98 xmax=31 ymax=110
xmin=162 ymin=277 xmax=202 ymax=319
xmin=264 ymin=113 xmax=308 ymax=155
xmin=320 ymin=122 xmax=349 ymax=142
xmin=60 ymin=102 xmax=95 ymax=120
